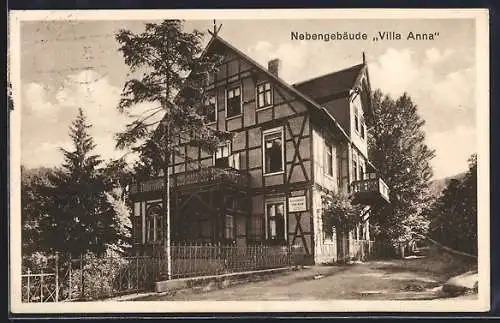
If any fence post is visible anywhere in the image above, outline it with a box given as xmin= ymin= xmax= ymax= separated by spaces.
xmin=80 ymin=253 xmax=85 ymax=300
xmin=68 ymin=256 xmax=72 ymax=301
xmin=136 ymin=255 xmax=139 ymax=293
xmin=55 ymin=252 xmax=59 ymax=302
xmin=128 ymin=257 xmax=131 ymax=289
xmin=40 ymin=267 xmax=44 ymax=302
xmin=27 ymin=268 xmax=31 ymax=303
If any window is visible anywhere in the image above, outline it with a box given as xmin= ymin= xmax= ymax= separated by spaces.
xmin=325 ymin=143 xmax=334 ymax=177
xmin=228 ymin=152 xmax=240 ymax=169
xmin=204 ymin=95 xmax=217 ymax=123
xmin=352 ymin=155 xmax=358 ymax=182
xmin=359 ymin=162 xmax=365 ymax=180
xmin=134 ymin=203 xmax=142 ymax=244
xmin=354 ymin=108 xmax=360 ymax=133
xmin=256 ymin=82 xmax=272 ymax=109
xmin=133 ymin=217 xmax=143 ymax=244
xmin=320 ymin=208 xmax=332 ymax=241
xmin=226 ymin=87 xmax=241 ymax=118
xmin=214 ymin=142 xmax=231 ymax=168
xmin=263 ymin=128 xmax=284 ymax=174
xmin=265 ymin=202 xmax=286 ymax=241
xmin=146 ymin=204 xmax=162 ymax=243
xmin=224 ymin=215 xmax=234 ymax=240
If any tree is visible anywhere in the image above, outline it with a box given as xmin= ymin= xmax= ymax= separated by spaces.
xmin=21 ymin=166 xmax=57 ymax=256
xmin=101 ymin=158 xmax=135 ymax=254
xmin=428 ymin=154 xmax=477 ymax=255
xmin=114 ymin=21 xmax=232 ymax=263
xmin=115 ymin=20 xmax=231 ymax=171
xmin=368 ymin=90 xmax=435 ymax=254
xmin=45 ymin=109 xmax=115 ymax=256
xmin=322 ymin=193 xmax=365 ymax=237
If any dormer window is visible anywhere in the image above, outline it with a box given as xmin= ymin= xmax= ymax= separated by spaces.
xmin=226 ymin=86 xmax=241 ymax=118
xmin=257 ymin=82 xmax=273 ymax=109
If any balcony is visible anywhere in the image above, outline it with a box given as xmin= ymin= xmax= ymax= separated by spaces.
xmin=129 ymin=167 xmax=250 ymax=197
xmin=350 ymin=173 xmax=390 ymax=205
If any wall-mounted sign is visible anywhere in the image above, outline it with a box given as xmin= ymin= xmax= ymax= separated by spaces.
xmin=288 ymin=196 xmax=307 ymax=212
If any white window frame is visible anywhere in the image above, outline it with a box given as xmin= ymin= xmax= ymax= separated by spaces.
xmin=213 ymin=141 xmax=232 ymax=166
xmin=146 ymin=204 xmax=162 ymax=243
xmin=354 ymin=107 xmax=360 ymax=133
xmin=262 ymin=126 xmax=285 ymax=176
xmin=204 ymin=93 xmax=217 ymax=124
xmin=325 ymin=142 xmax=334 ymax=178
xmin=256 ymin=81 xmax=273 ymax=110
xmin=264 ymin=199 xmax=287 ymax=241
xmin=352 ymin=150 xmax=359 ymax=181
xmin=225 ymin=85 xmax=242 ymax=119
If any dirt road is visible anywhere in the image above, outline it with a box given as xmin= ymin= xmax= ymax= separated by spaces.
xmin=136 ymin=247 xmax=477 ymax=301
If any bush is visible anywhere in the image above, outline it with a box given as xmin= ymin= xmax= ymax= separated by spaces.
xmin=70 ymin=252 xmax=129 ymax=301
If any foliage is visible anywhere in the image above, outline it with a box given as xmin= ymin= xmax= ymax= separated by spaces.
xmin=71 ymin=252 xmax=129 ymax=300
xmin=322 ymin=193 xmax=365 ymax=235
xmin=101 ymin=158 xmax=134 ymax=254
xmin=114 ymin=20 xmax=232 ymax=177
xmin=427 ymin=154 xmax=477 ymax=255
xmin=21 ymin=166 xmax=58 ymax=256
xmin=368 ymin=90 xmax=435 ymax=251
xmin=42 ymin=109 xmax=123 ymax=256
xmin=104 ymin=187 xmax=133 ymax=254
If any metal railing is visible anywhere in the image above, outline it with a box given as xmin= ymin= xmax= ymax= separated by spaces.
xmin=21 ymin=254 xmax=162 ymax=302
xmin=154 ymin=242 xmax=307 ymax=279
xmin=130 ymin=167 xmax=250 ymax=194
xmin=21 ymin=243 xmax=307 ymax=302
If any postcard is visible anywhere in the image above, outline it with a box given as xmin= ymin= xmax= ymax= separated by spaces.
xmin=9 ymin=8 xmax=490 ymax=314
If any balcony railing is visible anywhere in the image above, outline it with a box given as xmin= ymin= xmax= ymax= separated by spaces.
xmin=129 ymin=167 xmax=250 ymax=194
xmin=351 ymin=173 xmax=390 ymax=204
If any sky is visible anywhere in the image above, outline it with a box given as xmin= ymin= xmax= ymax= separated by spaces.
xmin=19 ymin=18 xmax=477 ymax=180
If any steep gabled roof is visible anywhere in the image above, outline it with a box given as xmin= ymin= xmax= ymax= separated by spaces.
xmin=292 ymin=64 xmax=365 ymax=102
xmin=206 ymin=34 xmax=350 ymax=142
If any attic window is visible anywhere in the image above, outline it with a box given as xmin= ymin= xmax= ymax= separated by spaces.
xmin=257 ymin=82 xmax=273 ymax=109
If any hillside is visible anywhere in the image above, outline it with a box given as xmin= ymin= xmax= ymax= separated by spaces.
xmin=429 ymin=172 xmax=467 ymax=196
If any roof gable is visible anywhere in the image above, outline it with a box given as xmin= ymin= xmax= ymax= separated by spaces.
xmin=292 ymin=64 xmax=365 ymax=102
xmin=204 ymin=34 xmax=350 ymax=141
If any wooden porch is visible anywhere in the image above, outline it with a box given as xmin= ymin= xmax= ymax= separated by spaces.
xmin=129 ymin=167 xmax=251 ymax=252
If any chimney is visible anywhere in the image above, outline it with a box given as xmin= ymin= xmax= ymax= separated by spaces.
xmin=268 ymin=58 xmax=281 ymax=77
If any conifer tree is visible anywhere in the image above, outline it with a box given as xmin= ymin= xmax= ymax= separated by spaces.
xmin=46 ymin=108 xmax=112 ymax=256
xmin=368 ymin=90 xmax=435 ymax=254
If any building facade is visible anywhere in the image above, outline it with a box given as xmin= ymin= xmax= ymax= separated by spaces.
xmin=129 ymin=35 xmax=390 ymax=264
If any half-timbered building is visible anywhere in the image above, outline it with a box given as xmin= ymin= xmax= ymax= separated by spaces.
xmin=129 ymin=34 xmax=390 ymax=264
